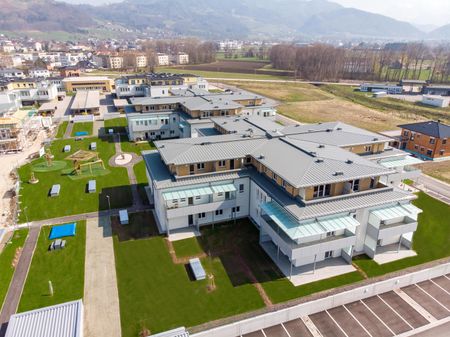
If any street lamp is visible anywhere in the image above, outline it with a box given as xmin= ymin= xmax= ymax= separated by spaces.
xmin=106 ymin=195 xmax=111 ymax=213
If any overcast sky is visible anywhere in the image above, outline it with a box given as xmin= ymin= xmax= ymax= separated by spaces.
xmin=63 ymin=0 xmax=450 ymax=27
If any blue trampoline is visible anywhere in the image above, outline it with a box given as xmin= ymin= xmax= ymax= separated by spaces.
xmin=49 ymin=223 xmax=77 ymax=240
xmin=74 ymin=131 xmax=88 ymax=136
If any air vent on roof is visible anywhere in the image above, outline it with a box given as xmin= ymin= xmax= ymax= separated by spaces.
xmin=200 ymin=142 xmax=211 ymax=146
xmin=326 ymin=129 xmax=332 ymax=132
xmin=160 ymin=145 xmax=165 ymax=148
xmin=315 ymin=159 xmax=324 ymax=163
xmin=222 ymin=121 xmax=227 ymax=124
xmin=337 ymin=127 xmax=342 ymax=130
xmin=373 ymin=137 xmax=379 ymax=141
xmin=318 ymin=144 xmax=325 ymax=148
xmin=309 ymin=151 xmax=317 ymax=157
xmin=334 ymin=171 xmax=344 ymax=176
xmin=214 ymin=106 xmax=219 ymax=108
xmin=346 ymin=160 xmax=353 ymax=164
xmin=295 ymin=124 xmax=300 ymax=127
xmin=259 ymin=154 xmax=265 ymax=159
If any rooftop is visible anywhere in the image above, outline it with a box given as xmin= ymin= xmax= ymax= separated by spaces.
xmin=398 ymin=120 xmax=450 ymax=138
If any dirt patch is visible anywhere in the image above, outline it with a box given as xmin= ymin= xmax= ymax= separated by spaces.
xmin=416 ymin=161 xmax=450 ymax=184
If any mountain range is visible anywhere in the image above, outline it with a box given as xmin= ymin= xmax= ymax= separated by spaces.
xmin=1 ymin=0 xmax=449 ymax=40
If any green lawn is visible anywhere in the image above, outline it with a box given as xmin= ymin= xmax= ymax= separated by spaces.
xmin=18 ymin=137 xmax=132 ymax=222
xmin=354 ymin=192 xmax=450 ymax=277
xmin=0 ymin=229 xmax=28 ymax=310
xmin=18 ymin=222 xmax=86 ymax=312
xmin=133 ymin=160 xmax=149 ymax=205
xmin=114 ymin=235 xmax=264 ymax=336
xmin=55 ymin=121 xmax=68 ymax=138
xmin=71 ymin=122 xmax=94 ymax=137
xmin=121 ymin=138 xmax=155 ymax=155
xmin=172 ymin=237 xmax=204 ymax=259
xmin=155 ymin=67 xmax=286 ymax=80
xmin=105 ymin=117 xmax=128 ymax=134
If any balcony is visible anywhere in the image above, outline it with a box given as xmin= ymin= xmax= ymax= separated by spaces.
xmin=378 ymin=217 xmax=418 ymax=240
xmin=166 ymin=198 xmax=236 ymax=219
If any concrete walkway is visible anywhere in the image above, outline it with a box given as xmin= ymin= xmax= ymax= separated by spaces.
xmin=83 ymin=216 xmax=121 ymax=337
xmin=0 ymin=225 xmax=41 ymax=337
xmin=63 ymin=121 xmax=73 ymax=139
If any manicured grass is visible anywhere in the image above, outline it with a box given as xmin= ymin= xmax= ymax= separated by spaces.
xmin=403 ymin=179 xmax=414 ymax=186
xmin=71 ymin=122 xmax=93 ymax=137
xmin=121 ymin=138 xmax=155 ymax=155
xmin=354 ymin=192 xmax=450 ymax=277
xmin=133 ymin=160 xmax=149 ymax=204
xmin=18 ymin=137 xmax=132 ymax=222
xmin=0 ymin=229 xmax=28 ymax=310
xmin=18 ymin=222 xmax=86 ymax=312
xmin=105 ymin=117 xmax=127 ymax=134
xmin=55 ymin=121 xmax=68 ymax=138
xmin=172 ymin=237 xmax=204 ymax=259
xmin=114 ymin=235 xmax=264 ymax=336
xmin=156 ymin=67 xmax=285 ymax=80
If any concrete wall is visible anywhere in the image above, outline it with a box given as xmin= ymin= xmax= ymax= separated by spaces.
xmin=191 ymin=262 xmax=450 ymax=337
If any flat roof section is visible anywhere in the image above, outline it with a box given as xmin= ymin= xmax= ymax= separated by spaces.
xmin=71 ymin=90 xmax=100 ymax=111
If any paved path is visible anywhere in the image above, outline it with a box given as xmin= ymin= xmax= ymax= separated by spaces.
xmin=83 ymin=216 xmax=121 ymax=337
xmin=0 ymin=225 xmax=41 ymax=337
xmin=63 ymin=121 xmax=74 ymax=139
xmin=414 ymin=174 xmax=450 ymax=205
xmin=92 ymin=120 xmax=103 ymax=137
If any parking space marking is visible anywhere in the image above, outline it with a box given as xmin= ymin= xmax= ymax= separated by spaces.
xmin=300 ymin=316 xmax=323 ymax=337
xmin=310 ymin=312 xmax=346 ymax=337
xmin=360 ymin=300 xmax=396 ymax=336
xmin=376 ymin=294 xmax=415 ymax=329
xmin=242 ymin=330 xmax=265 ymax=337
xmin=363 ymin=296 xmax=411 ymax=334
xmin=433 ymin=276 xmax=450 ymax=293
xmin=430 ymin=279 xmax=450 ymax=296
xmin=327 ymin=306 xmax=372 ymax=337
xmin=342 ymin=305 xmax=374 ymax=337
xmin=394 ymin=289 xmax=437 ymax=323
xmin=325 ymin=310 xmax=350 ymax=337
xmin=263 ymin=324 xmax=289 ymax=337
xmin=415 ymin=283 xmax=450 ymax=312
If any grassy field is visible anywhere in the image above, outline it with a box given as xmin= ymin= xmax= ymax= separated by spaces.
xmin=155 ymin=67 xmax=286 ymax=80
xmin=105 ymin=117 xmax=128 ymax=134
xmin=17 ymin=137 xmax=132 ymax=222
xmin=114 ymin=233 xmax=264 ymax=336
xmin=224 ymin=81 xmax=411 ymax=132
xmin=18 ymin=222 xmax=86 ymax=312
xmin=416 ymin=161 xmax=450 ymax=185
xmin=121 ymin=138 xmax=155 ymax=155
xmin=71 ymin=122 xmax=94 ymax=137
xmin=172 ymin=237 xmax=204 ymax=259
xmin=321 ymin=85 xmax=450 ymax=124
xmin=354 ymin=192 xmax=450 ymax=277
xmin=55 ymin=121 xmax=68 ymax=138
xmin=0 ymin=229 xmax=28 ymax=310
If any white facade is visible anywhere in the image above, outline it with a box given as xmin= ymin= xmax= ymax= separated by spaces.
xmin=127 ymin=112 xmax=180 ymax=141
xmin=28 ymin=68 xmax=51 ymax=78
xmin=0 ymin=69 xmax=25 ymax=78
xmin=421 ymin=95 xmax=450 ymax=108
xmin=136 ymin=55 xmax=148 ymax=68
xmin=176 ymin=53 xmax=189 ymax=65
xmin=157 ymin=53 xmax=170 ymax=66
xmin=16 ymin=83 xmax=58 ymax=104
xmin=360 ymin=83 xmax=403 ymax=95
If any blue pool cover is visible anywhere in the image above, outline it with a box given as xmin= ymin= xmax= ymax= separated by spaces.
xmin=49 ymin=223 xmax=77 ymax=240
xmin=74 ymin=131 xmax=88 ymax=136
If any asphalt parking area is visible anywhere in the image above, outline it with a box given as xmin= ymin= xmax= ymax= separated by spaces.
xmin=240 ymin=276 xmax=450 ymax=337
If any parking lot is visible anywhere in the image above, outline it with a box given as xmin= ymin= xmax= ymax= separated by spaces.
xmin=241 ymin=275 xmax=450 ymax=337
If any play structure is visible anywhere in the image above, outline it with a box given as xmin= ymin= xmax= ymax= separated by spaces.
xmin=65 ymin=150 xmax=105 ymax=175
xmin=28 ymin=172 xmax=39 ymax=184
xmin=44 ymin=149 xmax=54 ymax=167
xmin=49 ymin=223 xmax=77 ymax=240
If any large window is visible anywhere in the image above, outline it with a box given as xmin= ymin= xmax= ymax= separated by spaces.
xmin=350 ymin=179 xmax=360 ymax=192
xmin=313 ymin=184 xmax=331 ymax=198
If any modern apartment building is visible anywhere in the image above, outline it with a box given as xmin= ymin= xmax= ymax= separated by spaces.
xmin=143 ymin=118 xmax=422 ymax=282
xmin=157 ymin=53 xmax=170 ymax=66
xmin=62 ymin=76 xmax=114 ymax=93
xmin=0 ymin=117 xmax=23 ymax=153
xmin=399 ymin=120 xmax=450 ymax=160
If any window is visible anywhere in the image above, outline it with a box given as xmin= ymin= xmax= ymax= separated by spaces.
xmin=170 ymin=130 xmax=175 ymax=135
xmin=430 ymin=138 xmax=436 ymax=144
xmin=273 ymin=173 xmax=278 ymax=182
xmin=282 ymin=180 xmax=286 ymax=188
xmin=218 ymin=160 xmax=226 ymax=167
xmin=180 ymin=198 xmax=186 ymax=202
xmin=443 ymin=139 xmax=447 ymax=145
xmin=239 ymin=184 xmax=244 ymax=193
xmin=370 ymin=177 xmax=376 ymax=189
xmin=215 ymin=209 xmax=223 ymax=216
xmin=427 ymin=149 xmax=433 ymax=156
xmin=198 ymin=212 xmax=206 ymax=219
xmin=364 ymin=145 xmax=372 ymax=152
xmin=440 ymin=150 xmax=445 ymax=156
xmin=351 ymin=179 xmax=360 ymax=192
xmin=403 ymin=131 xmax=408 ymax=137
xmin=195 ymin=196 xmax=201 ymax=200
xmin=232 ymin=206 xmax=241 ymax=213
xmin=414 ymin=145 xmax=419 ymax=150
xmin=324 ymin=251 xmax=333 ymax=259
xmin=326 ymin=231 xmax=335 ymax=237
xmin=197 ymin=163 xmax=205 ymax=170
xmin=313 ymin=184 xmax=331 ymax=198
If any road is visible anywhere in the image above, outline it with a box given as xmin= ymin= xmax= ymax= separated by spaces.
xmin=415 ymin=174 xmax=450 ymax=205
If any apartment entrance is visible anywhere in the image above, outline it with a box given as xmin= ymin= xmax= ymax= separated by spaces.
xmin=188 ymin=214 xmax=194 ymax=226
xmin=188 ymin=197 xmax=194 ymax=205
xmin=230 ymin=160 xmax=235 ymax=170
xmin=189 ymin=165 xmax=195 ymax=175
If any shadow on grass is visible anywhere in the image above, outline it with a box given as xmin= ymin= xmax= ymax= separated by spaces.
xmin=111 ymin=211 xmax=159 ymax=242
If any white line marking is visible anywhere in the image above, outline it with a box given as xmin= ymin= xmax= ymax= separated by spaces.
xmin=261 ymin=329 xmax=268 ymax=337
xmin=430 ymin=279 xmax=450 ymax=296
xmin=325 ymin=310 xmax=349 ymax=337
xmin=377 ymin=294 xmax=414 ymax=329
xmin=343 ymin=305 xmax=373 ymax=337
xmin=280 ymin=323 xmax=292 ymax=337
xmin=414 ymin=283 xmax=450 ymax=312
xmin=394 ymin=288 xmax=437 ymax=323
xmin=301 ymin=316 xmax=324 ymax=337
xmin=444 ymin=275 xmax=450 ymax=281
xmin=360 ymin=300 xmax=396 ymax=336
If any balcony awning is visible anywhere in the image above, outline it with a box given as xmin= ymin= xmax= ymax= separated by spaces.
xmin=211 ymin=184 xmax=237 ymax=193
xmin=370 ymin=203 xmax=422 ymax=221
xmin=379 ymin=156 xmax=422 ymax=168
xmin=261 ymin=201 xmax=360 ymax=241
xmin=163 ymin=186 xmax=213 ymax=201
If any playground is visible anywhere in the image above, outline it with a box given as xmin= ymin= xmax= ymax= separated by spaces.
xmin=17 ymin=137 xmax=133 ymax=222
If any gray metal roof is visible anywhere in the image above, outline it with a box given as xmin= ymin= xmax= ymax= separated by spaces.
xmin=71 ymin=90 xmax=100 ymax=110
xmin=5 ymin=300 xmax=83 ymax=337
